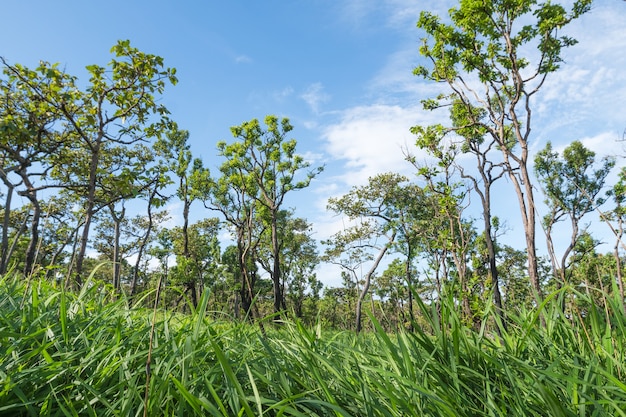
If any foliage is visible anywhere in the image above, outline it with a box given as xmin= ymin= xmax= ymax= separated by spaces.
xmin=2 ymin=273 xmax=626 ymax=416
xmin=412 ymin=0 xmax=593 ymax=301
xmin=535 ymin=140 xmax=615 ymax=289
xmin=217 ymin=115 xmax=323 ymax=315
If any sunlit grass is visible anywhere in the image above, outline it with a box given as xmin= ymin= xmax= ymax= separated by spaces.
xmin=1 ymin=272 xmax=625 ymax=416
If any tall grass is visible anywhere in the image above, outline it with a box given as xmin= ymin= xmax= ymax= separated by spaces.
xmin=1 ymin=272 xmax=625 ymax=416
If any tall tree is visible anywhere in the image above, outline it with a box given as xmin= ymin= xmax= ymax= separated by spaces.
xmin=128 ymin=204 xmax=170 ymax=296
xmin=217 ymin=116 xmax=322 ymax=315
xmin=413 ymin=0 xmax=592 ymax=302
xmin=257 ymin=211 xmax=320 ymax=317
xmin=534 ymin=140 xmax=615 ymax=286
xmin=609 ymin=167 xmax=626 ymax=309
xmin=4 ymin=41 xmax=177 ymax=285
xmin=154 ymin=124 xmax=208 ymax=304
xmin=0 ymin=60 xmax=71 ymax=275
xmin=169 ymin=218 xmax=221 ymax=309
xmin=324 ymin=173 xmax=409 ymax=333
xmin=196 ymin=144 xmax=260 ymax=319
xmin=407 ymin=151 xmax=476 ymax=324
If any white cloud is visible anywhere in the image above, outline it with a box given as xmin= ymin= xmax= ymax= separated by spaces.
xmin=335 ymin=0 xmax=380 ymax=29
xmin=300 ymin=150 xmax=325 ymax=166
xmin=532 ymin=3 xmax=626 ymax=146
xmin=322 ymin=103 xmax=433 ymax=186
xmin=273 ymin=86 xmax=293 ymax=102
xmin=300 ymin=82 xmax=330 ymax=114
xmin=235 ymin=54 xmax=252 ymax=64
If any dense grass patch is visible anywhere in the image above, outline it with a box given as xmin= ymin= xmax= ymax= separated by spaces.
xmin=1 ymin=274 xmax=625 ymax=416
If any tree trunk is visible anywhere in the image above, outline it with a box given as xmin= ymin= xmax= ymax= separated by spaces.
xmin=504 ymin=155 xmax=542 ymax=302
xmin=22 ymin=193 xmax=40 ymax=276
xmin=237 ymin=235 xmax=255 ymax=320
xmin=617 ymin=248 xmax=625 ymax=314
xmin=75 ymin=140 xmax=102 ymax=285
xmin=131 ymin=190 xmax=157 ymax=296
xmin=7 ymin=213 xmax=29 ymax=273
xmin=356 ymin=233 xmax=395 ymax=334
xmin=109 ymin=205 xmax=125 ymax=291
xmin=405 ymin=243 xmax=415 ymax=331
xmin=615 ymin=220 xmax=625 ymax=314
xmin=19 ymin=171 xmax=41 ymax=276
xmin=271 ymin=212 xmax=283 ymax=315
xmin=484 ymin=221 xmax=506 ymax=331
xmin=0 ymin=173 xmax=14 ymax=274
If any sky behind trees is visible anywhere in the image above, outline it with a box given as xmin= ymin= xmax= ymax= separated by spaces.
xmin=2 ymin=0 xmax=625 ymax=286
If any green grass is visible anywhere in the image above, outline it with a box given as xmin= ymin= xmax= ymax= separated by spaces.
xmin=1 ymin=273 xmax=625 ymax=416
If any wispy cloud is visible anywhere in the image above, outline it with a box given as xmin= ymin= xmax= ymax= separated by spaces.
xmin=528 ymin=2 xmax=626 ymax=148
xmin=235 ymin=54 xmax=252 ymax=64
xmin=301 ymin=82 xmax=331 ymax=114
xmin=273 ymin=86 xmax=294 ymax=102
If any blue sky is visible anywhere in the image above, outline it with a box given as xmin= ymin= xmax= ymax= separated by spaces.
xmin=2 ymin=1 xmax=625 ymax=286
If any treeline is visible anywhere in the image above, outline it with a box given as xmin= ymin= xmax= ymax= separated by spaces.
xmin=1 ymin=0 xmax=625 ymax=333
xmin=0 ymin=42 xmax=324 ymax=323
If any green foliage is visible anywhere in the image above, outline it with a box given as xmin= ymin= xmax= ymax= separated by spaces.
xmin=413 ymin=0 xmax=593 ymax=300
xmin=208 ymin=116 xmax=323 ymax=315
xmin=535 ymin=141 xmax=615 ymax=220
xmin=535 ymin=140 xmax=616 ymax=286
xmin=2 ymin=274 xmax=626 ymax=416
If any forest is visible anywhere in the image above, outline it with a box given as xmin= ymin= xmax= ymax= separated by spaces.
xmin=2 ymin=0 xmax=626 ymax=415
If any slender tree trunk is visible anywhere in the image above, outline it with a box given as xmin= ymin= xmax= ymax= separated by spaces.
xmin=187 ymin=282 xmax=198 ymax=308
xmin=182 ymin=199 xmax=190 ymax=257
xmin=356 ymin=233 xmax=395 ymax=334
xmin=405 ymin=243 xmax=415 ymax=331
xmin=504 ymin=154 xmax=542 ymax=302
xmin=131 ymin=190 xmax=157 ymax=296
xmin=7 ymin=213 xmax=29 ymax=272
xmin=76 ymin=141 xmax=102 ymax=285
xmin=237 ymin=234 xmax=255 ymax=319
xmin=464 ymin=157 xmax=506 ymax=330
xmin=615 ymin=221 xmax=625 ymax=314
xmin=484 ymin=219 xmax=506 ymax=331
xmin=19 ymin=172 xmax=41 ymax=276
xmin=47 ymin=224 xmax=79 ymax=281
xmin=22 ymin=195 xmax=40 ymax=276
xmin=109 ymin=205 xmax=125 ymax=291
xmin=0 ymin=174 xmax=14 ymax=274
xmin=271 ymin=212 xmax=283 ymax=315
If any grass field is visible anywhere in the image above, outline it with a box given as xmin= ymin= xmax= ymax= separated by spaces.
xmin=1 ymin=273 xmax=625 ymax=416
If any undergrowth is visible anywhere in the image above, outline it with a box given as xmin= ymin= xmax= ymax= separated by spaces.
xmin=1 ymin=272 xmax=625 ymax=416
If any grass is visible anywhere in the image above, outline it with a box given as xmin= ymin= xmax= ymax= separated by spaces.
xmin=1 ymin=272 xmax=625 ymax=416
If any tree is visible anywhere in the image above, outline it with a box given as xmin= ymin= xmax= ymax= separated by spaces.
xmin=0 ymin=59 xmax=71 ymax=275
xmin=407 ymin=152 xmax=476 ymax=325
xmin=128 ymin=206 xmax=170 ymax=296
xmin=197 ymin=142 xmax=260 ymax=319
xmin=216 ymin=116 xmax=322 ymax=315
xmin=324 ymin=173 xmax=408 ymax=333
xmin=256 ymin=210 xmax=320 ymax=318
xmin=4 ymin=40 xmax=177 ymax=285
xmin=534 ymin=140 xmax=615 ymax=287
xmin=153 ymin=124 xmax=209 ymax=304
xmin=609 ymin=167 xmax=626 ymax=309
xmin=413 ymin=0 xmax=592 ymax=302
xmin=376 ymin=258 xmax=412 ymax=331
xmin=169 ymin=218 xmax=221 ymax=309
xmin=496 ymin=244 xmax=536 ymax=311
